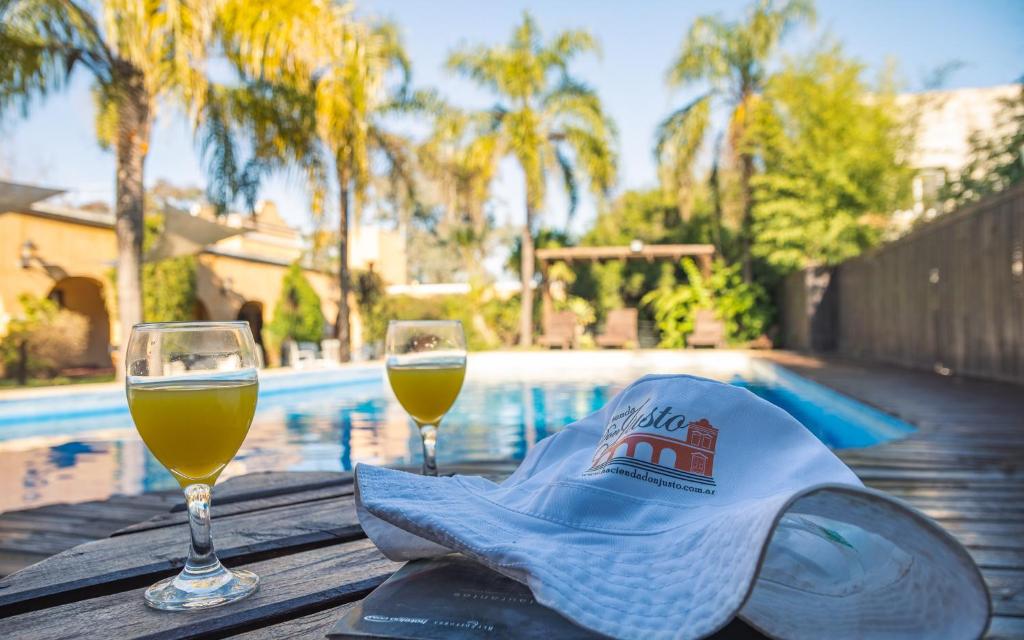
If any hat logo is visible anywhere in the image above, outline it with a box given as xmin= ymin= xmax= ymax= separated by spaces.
xmin=586 ymin=413 xmax=719 ymax=489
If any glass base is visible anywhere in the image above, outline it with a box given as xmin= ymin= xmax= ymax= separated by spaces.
xmin=144 ymin=561 xmax=259 ymax=611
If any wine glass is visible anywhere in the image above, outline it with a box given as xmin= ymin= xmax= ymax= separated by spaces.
xmin=125 ymin=321 xmax=260 ymax=610
xmin=385 ymin=320 xmax=467 ymax=476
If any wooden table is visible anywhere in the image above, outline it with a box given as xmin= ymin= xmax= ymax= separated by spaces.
xmin=2 ymin=356 xmax=1020 ymax=638
xmin=0 ymin=465 xmax=769 ymax=639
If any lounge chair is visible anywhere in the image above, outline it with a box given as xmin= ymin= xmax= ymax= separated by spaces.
xmin=595 ymin=308 xmax=639 ymax=349
xmin=537 ymin=311 xmax=577 ymax=349
xmin=286 ymin=340 xmax=320 ymax=367
xmin=320 ymin=339 xmax=341 ymax=363
xmin=687 ymin=309 xmax=726 ymax=348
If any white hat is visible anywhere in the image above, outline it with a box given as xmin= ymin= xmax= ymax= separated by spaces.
xmin=355 ymin=374 xmax=989 ymax=639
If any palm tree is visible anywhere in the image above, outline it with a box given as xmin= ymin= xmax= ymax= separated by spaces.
xmin=0 ymin=0 xmax=217 ymax=362
xmin=418 ymin=105 xmax=501 ymax=281
xmin=447 ymin=12 xmax=617 ymax=347
xmin=656 ymin=0 xmax=814 ymax=281
xmin=213 ymin=8 xmax=420 ymax=362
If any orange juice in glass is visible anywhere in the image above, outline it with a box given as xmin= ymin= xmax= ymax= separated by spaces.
xmin=385 ymin=321 xmax=467 ymax=475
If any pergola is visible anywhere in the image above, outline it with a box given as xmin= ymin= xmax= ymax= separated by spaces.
xmin=534 ymin=242 xmax=716 ymax=319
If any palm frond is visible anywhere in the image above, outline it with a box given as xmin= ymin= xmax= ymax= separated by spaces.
xmin=370 ymin=19 xmax=412 ymax=90
xmin=746 ymin=0 xmax=816 ymax=62
xmin=666 ymin=15 xmax=732 ymax=88
xmin=554 ymin=147 xmax=579 ymax=216
xmin=559 ymin=124 xmax=617 ymax=197
xmin=197 ymin=85 xmax=243 ymax=212
xmin=217 ymin=0 xmax=339 ymax=83
xmin=654 ymin=93 xmax=711 ymax=167
xmin=91 ymin=81 xmax=117 ymax=149
xmin=541 ymin=28 xmax=600 ymax=71
xmin=381 ymin=87 xmax=443 ymax=117
xmin=447 ymin=13 xmax=614 ymax=224
xmin=369 ymin=125 xmax=419 ymax=212
xmin=511 ymin=11 xmax=542 ymax=52
xmin=544 ymin=77 xmax=614 ymax=142
xmin=445 ymin=46 xmax=506 ymax=94
xmin=655 ymin=93 xmax=711 ymax=217
xmin=0 ymin=0 xmax=114 ymax=115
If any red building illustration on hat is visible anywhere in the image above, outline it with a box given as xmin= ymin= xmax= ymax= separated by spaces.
xmin=589 ymin=418 xmax=719 ymax=485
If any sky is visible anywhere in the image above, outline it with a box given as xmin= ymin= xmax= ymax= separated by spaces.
xmin=3 ymin=0 xmax=1022 ymax=244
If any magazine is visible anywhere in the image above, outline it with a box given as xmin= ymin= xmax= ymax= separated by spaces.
xmin=328 ymin=554 xmax=607 ymax=639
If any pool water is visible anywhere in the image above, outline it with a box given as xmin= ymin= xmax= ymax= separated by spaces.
xmin=0 ymin=352 xmax=913 ymax=512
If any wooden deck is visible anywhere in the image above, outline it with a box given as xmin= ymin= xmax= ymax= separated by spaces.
xmin=0 ymin=491 xmax=180 ymax=577
xmin=764 ymin=352 xmax=1024 ymax=638
xmin=0 ymin=353 xmax=1021 ymax=636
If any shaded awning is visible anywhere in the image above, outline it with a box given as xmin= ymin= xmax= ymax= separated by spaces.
xmin=145 ymin=209 xmax=243 ymax=261
xmin=0 ymin=180 xmax=65 ymax=210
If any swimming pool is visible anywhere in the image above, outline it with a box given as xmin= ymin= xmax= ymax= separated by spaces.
xmin=0 ymin=351 xmax=913 ymax=512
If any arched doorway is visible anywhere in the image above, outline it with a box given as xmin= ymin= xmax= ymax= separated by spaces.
xmin=193 ymin=299 xmax=210 ymax=321
xmin=48 ymin=277 xmax=112 ymax=368
xmin=236 ymin=301 xmax=265 ymax=366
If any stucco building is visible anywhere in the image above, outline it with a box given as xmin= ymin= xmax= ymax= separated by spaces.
xmin=890 ymin=83 xmax=1021 ymax=234
xmin=0 ymin=180 xmax=406 ymax=369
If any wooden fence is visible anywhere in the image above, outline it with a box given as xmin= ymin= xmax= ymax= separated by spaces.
xmin=781 ymin=184 xmax=1024 ymax=384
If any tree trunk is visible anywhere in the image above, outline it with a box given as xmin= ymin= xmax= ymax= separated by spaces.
xmin=336 ymin=171 xmax=352 ymax=363
xmin=518 ymin=203 xmax=536 ymax=348
xmin=738 ymin=87 xmax=755 ymax=283
xmin=709 ymin=162 xmax=724 ymax=256
xmin=740 ymin=150 xmax=754 ymax=283
xmin=16 ymin=340 xmax=28 ymax=386
xmin=114 ymin=73 xmax=151 ymax=378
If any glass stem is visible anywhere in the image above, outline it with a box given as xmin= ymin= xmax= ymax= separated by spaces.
xmin=183 ymin=483 xmax=221 ymax=574
xmin=419 ymin=423 xmax=439 ymax=476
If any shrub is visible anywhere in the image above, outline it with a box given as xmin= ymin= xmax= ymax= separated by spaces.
xmin=267 ymin=264 xmax=325 ymax=344
xmin=360 ymin=290 xmax=522 ymax=352
xmin=353 ymin=268 xmax=388 ymax=350
xmin=642 ymin=258 xmax=771 ymax=347
xmin=0 ymin=294 xmax=89 ymax=380
xmin=479 ymin=293 xmax=520 ymax=347
xmin=144 ymin=255 xmax=197 ymax=322
xmin=109 ymin=214 xmax=199 ymax=322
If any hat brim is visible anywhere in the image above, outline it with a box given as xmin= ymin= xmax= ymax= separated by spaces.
xmin=739 ymin=485 xmax=990 ymax=639
xmin=356 ymin=465 xmax=989 ymax=640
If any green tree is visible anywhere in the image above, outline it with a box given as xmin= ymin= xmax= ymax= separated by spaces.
xmin=447 ymin=12 xmax=617 ymax=346
xmin=641 ymin=258 xmax=770 ymax=346
xmin=107 ymin=214 xmax=198 ymax=322
xmin=584 ymin=188 xmax=718 ymax=246
xmin=141 ymin=215 xmax=197 ymax=322
xmin=0 ymin=0 xmax=220 ymax=362
xmin=941 ymin=83 xmax=1024 ymax=208
xmin=657 ymin=0 xmax=814 ymax=280
xmin=746 ymin=47 xmax=914 ymax=270
xmin=268 ymin=264 xmax=325 ymax=345
xmin=210 ymin=6 xmax=422 ymax=363
xmin=578 ymin=188 xmax=721 ymax=321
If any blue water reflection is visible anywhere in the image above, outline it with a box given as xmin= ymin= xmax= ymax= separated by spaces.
xmin=0 ymin=364 xmax=911 ymax=512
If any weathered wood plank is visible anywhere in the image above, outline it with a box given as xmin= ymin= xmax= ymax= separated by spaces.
xmin=0 ymin=493 xmax=363 ymax=615
xmin=169 ymin=470 xmax=354 ymax=513
xmin=0 ymin=539 xmax=400 ymax=640
xmin=114 ymin=463 xmax=515 ymax=537
xmin=0 ymin=493 xmax=180 ymax=579
xmin=797 ymin=185 xmax=1024 ymax=384
xmin=987 ymin=615 xmax=1024 ymax=640
xmin=115 ymin=483 xmax=356 ymax=536
xmin=985 ymin=569 xmax=1024 ymax=617
xmin=760 ymin=351 xmax=1024 ymax=639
